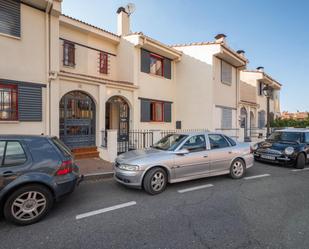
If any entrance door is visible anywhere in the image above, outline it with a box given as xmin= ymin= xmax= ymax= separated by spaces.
xmin=105 ymin=96 xmax=130 ymax=142
xmin=240 ymin=107 xmax=248 ymax=139
xmin=59 ymin=91 xmax=95 ymax=149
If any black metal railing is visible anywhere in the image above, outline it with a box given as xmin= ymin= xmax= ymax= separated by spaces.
xmin=160 ymin=129 xmax=209 ymax=138
xmin=117 ymin=130 xmax=154 ymax=154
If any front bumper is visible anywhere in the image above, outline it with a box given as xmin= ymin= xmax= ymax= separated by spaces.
xmin=253 ymin=152 xmax=296 ymax=165
xmin=114 ymin=165 xmax=144 ymax=189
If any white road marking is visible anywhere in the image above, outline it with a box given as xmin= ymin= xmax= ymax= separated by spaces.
xmin=244 ymin=174 xmax=270 ymax=180
xmin=76 ymin=201 xmax=137 ymax=220
xmin=291 ymin=168 xmax=309 ymax=172
xmin=177 ymin=184 xmax=214 ymax=193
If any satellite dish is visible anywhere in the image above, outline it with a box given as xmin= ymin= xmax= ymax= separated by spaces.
xmin=125 ymin=3 xmax=136 ymax=16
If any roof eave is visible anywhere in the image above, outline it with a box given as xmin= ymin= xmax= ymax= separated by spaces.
xmin=60 ymin=15 xmax=120 ymax=44
xmin=127 ymin=33 xmax=182 ymax=61
xmin=215 ymin=44 xmax=248 ymax=68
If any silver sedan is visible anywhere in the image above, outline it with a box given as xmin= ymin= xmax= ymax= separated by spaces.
xmin=114 ymin=132 xmax=253 ymax=195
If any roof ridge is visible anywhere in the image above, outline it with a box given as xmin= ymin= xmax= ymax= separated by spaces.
xmin=170 ymin=41 xmax=219 ymax=47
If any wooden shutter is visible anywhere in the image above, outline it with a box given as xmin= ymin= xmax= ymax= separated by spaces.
xmin=164 ymin=102 xmax=172 ymax=122
xmin=221 ymin=60 xmax=232 ymax=85
xmin=18 ymin=84 xmax=42 ymax=121
xmin=0 ymin=0 xmax=20 ymax=37
xmin=221 ymin=108 xmax=232 ymax=129
xmin=140 ymin=99 xmax=151 ymax=122
xmin=99 ymin=52 xmax=108 ymax=74
xmin=163 ymin=58 xmax=172 ymax=79
xmin=141 ymin=49 xmax=150 ymax=73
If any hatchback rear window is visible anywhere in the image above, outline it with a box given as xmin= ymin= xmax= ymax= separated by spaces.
xmin=51 ymin=137 xmax=72 ymax=157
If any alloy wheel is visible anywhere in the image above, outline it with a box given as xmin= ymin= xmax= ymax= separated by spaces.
xmin=151 ymin=172 xmax=165 ymax=191
xmin=11 ymin=191 xmax=47 ymax=222
xmin=232 ymin=161 xmax=244 ymax=177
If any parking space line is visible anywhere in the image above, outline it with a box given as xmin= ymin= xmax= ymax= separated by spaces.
xmin=177 ymin=184 xmax=214 ymax=193
xmin=244 ymin=174 xmax=270 ymax=180
xmin=76 ymin=201 xmax=137 ymax=220
xmin=291 ymin=168 xmax=309 ymax=172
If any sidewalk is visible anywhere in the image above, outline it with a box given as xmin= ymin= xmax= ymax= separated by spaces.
xmin=75 ymin=158 xmax=114 ymax=181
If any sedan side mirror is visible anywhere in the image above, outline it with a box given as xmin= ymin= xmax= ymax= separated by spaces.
xmin=175 ymin=148 xmax=190 ymax=155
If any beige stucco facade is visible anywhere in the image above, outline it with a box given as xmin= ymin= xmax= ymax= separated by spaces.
xmin=0 ymin=0 xmax=282 ymax=156
xmin=239 ymin=69 xmax=282 ymax=139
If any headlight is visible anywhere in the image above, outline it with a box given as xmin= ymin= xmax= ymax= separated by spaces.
xmin=251 ymin=143 xmax=258 ymax=151
xmin=118 ymin=164 xmax=139 ymax=171
xmin=284 ymin=147 xmax=294 ymax=155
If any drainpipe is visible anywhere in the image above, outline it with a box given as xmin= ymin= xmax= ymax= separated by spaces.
xmin=45 ymin=0 xmax=53 ymax=135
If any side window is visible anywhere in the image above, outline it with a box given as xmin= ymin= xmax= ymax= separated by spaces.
xmin=3 ymin=141 xmax=26 ymax=166
xmin=0 ymin=141 xmax=5 ymax=165
xmin=182 ymin=135 xmax=206 ymax=152
xmin=305 ymin=133 xmax=309 ymax=144
xmin=209 ymin=134 xmax=230 ymax=149
xmin=225 ymin=136 xmax=236 ymax=146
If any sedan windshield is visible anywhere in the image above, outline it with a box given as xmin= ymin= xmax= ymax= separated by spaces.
xmin=152 ymin=134 xmax=188 ymax=151
xmin=268 ymin=131 xmax=302 ymax=143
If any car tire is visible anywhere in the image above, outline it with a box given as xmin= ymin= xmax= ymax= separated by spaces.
xmin=4 ymin=184 xmax=54 ymax=226
xmin=143 ymin=168 xmax=167 ymax=195
xmin=230 ymin=158 xmax=246 ymax=179
xmin=295 ymin=153 xmax=306 ymax=169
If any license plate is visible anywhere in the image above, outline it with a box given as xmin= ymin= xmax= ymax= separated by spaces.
xmin=261 ymin=155 xmax=276 ymax=160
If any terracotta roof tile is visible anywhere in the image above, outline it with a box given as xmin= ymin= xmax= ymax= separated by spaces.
xmin=61 ymin=14 xmax=120 ymax=38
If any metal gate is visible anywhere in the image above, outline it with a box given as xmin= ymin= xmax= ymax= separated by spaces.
xmin=59 ymin=91 xmax=95 ymax=148
xmin=117 ymin=130 xmax=154 ymax=154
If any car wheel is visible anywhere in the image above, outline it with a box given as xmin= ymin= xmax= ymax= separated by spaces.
xmin=295 ymin=153 xmax=306 ymax=169
xmin=230 ymin=159 xmax=246 ymax=179
xmin=143 ymin=168 xmax=167 ymax=195
xmin=4 ymin=184 xmax=54 ymax=226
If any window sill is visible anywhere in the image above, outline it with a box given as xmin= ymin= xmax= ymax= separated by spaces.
xmin=63 ymin=64 xmax=76 ymax=69
xmin=221 ymin=81 xmax=232 ymax=86
xmin=142 ymin=72 xmax=170 ymax=80
xmin=0 ymin=32 xmax=21 ymax=40
xmin=0 ymin=120 xmax=20 ymax=124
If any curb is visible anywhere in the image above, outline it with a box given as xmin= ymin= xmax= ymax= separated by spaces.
xmin=83 ymin=172 xmax=114 ymax=181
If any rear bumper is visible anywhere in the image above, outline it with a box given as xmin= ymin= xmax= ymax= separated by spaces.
xmin=54 ymin=172 xmax=82 ymax=201
xmin=244 ymin=154 xmax=254 ymax=168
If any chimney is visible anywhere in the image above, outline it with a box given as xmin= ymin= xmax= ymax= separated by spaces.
xmin=117 ymin=7 xmax=130 ymax=36
xmin=257 ymin=66 xmax=264 ymax=72
xmin=215 ymin=33 xmax=227 ymax=44
xmin=237 ymin=50 xmax=245 ymax=56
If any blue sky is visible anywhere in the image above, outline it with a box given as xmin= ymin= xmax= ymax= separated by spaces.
xmin=62 ymin=0 xmax=309 ymax=112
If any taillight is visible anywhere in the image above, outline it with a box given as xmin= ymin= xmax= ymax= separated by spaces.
xmin=56 ymin=159 xmax=73 ymax=176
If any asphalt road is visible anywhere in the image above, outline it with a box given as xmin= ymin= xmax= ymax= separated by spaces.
xmin=1 ymin=162 xmax=309 ymax=249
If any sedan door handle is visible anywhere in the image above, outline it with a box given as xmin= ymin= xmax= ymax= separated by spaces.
xmin=203 ymin=155 xmax=208 ymax=158
xmin=228 ymin=151 xmax=232 ymax=154
xmin=2 ymin=171 xmax=17 ymax=177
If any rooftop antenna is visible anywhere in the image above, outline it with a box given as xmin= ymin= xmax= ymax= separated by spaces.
xmin=125 ymin=3 xmax=136 ymax=16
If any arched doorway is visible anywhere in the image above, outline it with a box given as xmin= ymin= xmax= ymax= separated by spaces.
xmin=105 ymin=96 xmax=130 ymax=142
xmin=59 ymin=91 xmax=96 ymax=148
xmin=240 ymin=107 xmax=248 ymax=138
